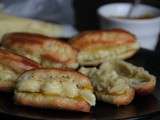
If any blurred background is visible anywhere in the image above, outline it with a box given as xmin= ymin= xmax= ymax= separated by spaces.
xmin=74 ymin=0 xmax=160 ymax=30
xmin=0 ymin=0 xmax=159 ymax=30
xmin=0 ymin=0 xmax=159 ymax=50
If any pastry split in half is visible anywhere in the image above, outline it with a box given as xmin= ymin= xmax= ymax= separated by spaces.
xmin=1 ymin=33 xmax=78 ymax=69
xmin=15 ymin=68 xmax=96 ymax=112
xmin=79 ymin=60 xmax=156 ymax=106
xmin=112 ymin=60 xmax=156 ymax=95
xmin=0 ymin=48 xmax=40 ymax=91
xmin=70 ymin=29 xmax=140 ymax=66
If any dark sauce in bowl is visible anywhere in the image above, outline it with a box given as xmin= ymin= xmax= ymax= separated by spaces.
xmin=111 ymin=14 xmax=156 ymax=19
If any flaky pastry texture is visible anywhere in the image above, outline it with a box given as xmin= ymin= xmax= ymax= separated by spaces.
xmin=70 ymin=29 xmax=139 ymax=66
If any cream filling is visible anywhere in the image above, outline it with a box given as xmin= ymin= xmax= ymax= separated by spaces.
xmin=79 ymin=60 xmax=154 ymax=94
xmin=78 ymin=43 xmax=139 ymax=64
xmin=0 ymin=64 xmax=17 ymax=81
xmin=80 ymin=89 xmax=96 ymax=106
xmin=79 ymin=62 xmax=130 ymax=95
xmin=16 ymin=79 xmax=96 ymax=106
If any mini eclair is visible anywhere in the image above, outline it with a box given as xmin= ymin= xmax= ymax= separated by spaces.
xmin=1 ymin=33 xmax=78 ymax=69
xmin=70 ymin=29 xmax=139 ymax=66
xmin=15 ymin=68 xmax=96 ymax=112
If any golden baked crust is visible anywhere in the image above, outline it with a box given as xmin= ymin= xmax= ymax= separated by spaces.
xmin=0 ymin=49 xmax=40 ymax=91
xmin=1 ymin=33 xmax=78 ymax=69
xmin=95 ymin=88 xmax=135 ymax=106
xmin=0 ymin=48 xmax=41 ymax=72
xmin=15 ymin=92 xmax=90 ymax=112
xmin=0 ymin=80 xmax=16 ymax=92
xmin=79 ymin=60 xmax=156 ymax=105
xmin=15 ymin=68 xmax=96 ymax=112
xmin=71 ymin=29 xmax=136 ymax=49
xmin=70 ymin=29 xmax=140 ymax=66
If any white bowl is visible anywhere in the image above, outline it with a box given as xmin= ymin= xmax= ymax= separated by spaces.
xmin=98 ymin=3 xmax=160 ymax=50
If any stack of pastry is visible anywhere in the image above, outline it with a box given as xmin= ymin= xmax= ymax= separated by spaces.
xmin=0 ymin=32 xmax=95 ymax=112
xmin=0 ymin=28 xmax=156 ymax=112
xmin=71 ymin=29 xmax=156 ymax=106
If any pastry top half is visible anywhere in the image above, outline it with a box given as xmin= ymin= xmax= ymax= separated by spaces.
xmin=70 ymin=29 xmax=140 ymax=66
xmin=0 ymin=48 xmax=41 ymax=75
xmin=0 ymin=48 xmax=41 ymax=91
xmin=1 ymin=33 xmax=78 ymax=69
xmin=15 ymin=68 xmax=96 ymax=112
xmin=79 ymin=60 xmax=156 ymax=105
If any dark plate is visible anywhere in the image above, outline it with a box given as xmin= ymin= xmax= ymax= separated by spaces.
xmin=0 ymin=49 xmax=159 ymax=120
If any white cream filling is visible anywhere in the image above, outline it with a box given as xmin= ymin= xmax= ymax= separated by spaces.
xmin=17 ymin=78 xmax=96 ymax=106
xmin=80 ymin=89 xmax=96 ymax=106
